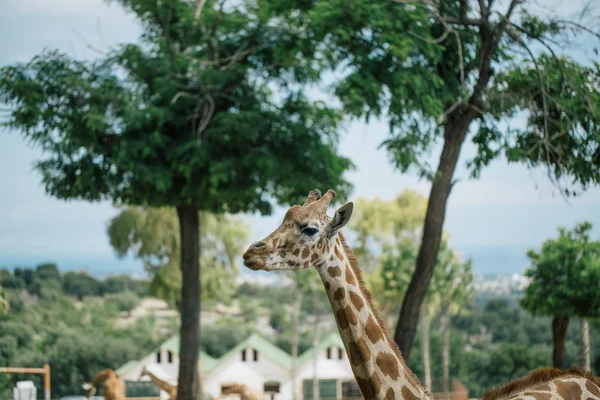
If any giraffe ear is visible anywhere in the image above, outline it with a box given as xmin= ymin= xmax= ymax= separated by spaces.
xmin=326 ymin=202 xmax=353 ymax=239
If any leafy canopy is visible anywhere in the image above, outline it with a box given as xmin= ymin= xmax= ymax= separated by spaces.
xmin=345 ymin=191 xmax=473 ymax=319
xmin=521 ymin=221 xmax=600 ymax=318
xmin=0 ymin=0 xmax=353 ymax=212
xmin=108 ymin=207 xmax=248 ymax=304
xmin=303 ymin=0 xmax=600 ymax=190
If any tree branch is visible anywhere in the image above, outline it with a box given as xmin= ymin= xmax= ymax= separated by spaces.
xmin=555 ymin=19 xmax=600 ymax=41
xmin=193 ymin=0 xmax=208 ymax=24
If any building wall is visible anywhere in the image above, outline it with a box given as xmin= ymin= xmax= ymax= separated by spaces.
xmin=204 ymin=346 xmax=292 ymax=400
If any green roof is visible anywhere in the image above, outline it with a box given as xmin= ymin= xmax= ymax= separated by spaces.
xmin=217 ymin=333 xmax=293 ymax=370
xmin=116 ymin=360 xmax=140 ymax=376
xmin=119 ymin=332 xmax=345 ymax=377
xmin=297 ymin=331 xmax=345 ymax=365
xmin=151 ymin=335 xmax=218 ymax=373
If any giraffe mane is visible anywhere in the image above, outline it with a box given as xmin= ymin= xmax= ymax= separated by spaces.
xmin=481 ymin=366 xmax=600 ymax=400
xmin=338 ymin=231 xmax=424 ymax=391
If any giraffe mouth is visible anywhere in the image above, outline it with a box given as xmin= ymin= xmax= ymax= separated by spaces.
xmin=242 ymin=255 xmax=266 ymax=271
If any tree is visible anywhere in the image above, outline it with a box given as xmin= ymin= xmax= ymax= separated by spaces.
xmin=434 ymin=244 xmax=474 ymax=399
xmin=62 ymin=272 xmax=104 ymax=300
xmin=345 ymin=190 xmax=428 ymax=324
xmin=520 ymin=222 xmax=600 ymax=368
xmin=108 ymin=206 xmax=249 ymax=305
xmin=0 ymin=286 xmax=9 ymax=316
xmin=381 ymin=239 xmax=473 ymax=391
xmin=305 ymin=0 xmax=600 ymax=358
xmin=0 ymin=0 xmax=353 ymax=397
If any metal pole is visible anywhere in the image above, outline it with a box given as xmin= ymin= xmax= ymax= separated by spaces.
xmin=43 ymin=364 xmax=51 ymax=400
xmin=0 ymin=368 xmax=45 ymax=373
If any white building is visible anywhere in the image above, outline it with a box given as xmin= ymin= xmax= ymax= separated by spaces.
xmin=116 ymin=332 xmax=361 ymax=400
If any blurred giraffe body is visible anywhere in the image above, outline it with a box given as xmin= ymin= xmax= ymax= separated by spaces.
xmin=140 ymin=366 xmax=177 ymax=400
xmin=84 ymin=369 xmax=125 ymax=400
xmin=217 ymin=383 xmax=263 ymax=400
xmin=482 ymin=366 xmax=600 ymax=400
xmin=242 ymin=189 xmax=600 ymax=400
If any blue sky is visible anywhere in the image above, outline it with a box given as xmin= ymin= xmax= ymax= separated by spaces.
xmin=1 ymin=0 xmax=599 ymax=277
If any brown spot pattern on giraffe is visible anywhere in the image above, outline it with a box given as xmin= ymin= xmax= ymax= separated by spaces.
xmin=335 ymin=306 xmax=358 ymax=329
xmin=328 ymin=266 xmax=342 ymax=277
xmin=355 ymin=377 xmax=376 ymax=400
xmin=376 ymin=352 xmax=400 ymax=380
xmin=384 ymin=388 xmax=395 ymax=400
xmin=335 ymin=309 xmax=350 ymax=329
xmin=334 ymin=246 xmax=344 ymax=261
xmin=586 ymin=380 xmax=600 ymax=397
xmin=333 ymin=287 xmax=346 ymax=300
xmin=349 ymin=291 xmax=364 ymax=311
xmin=556 ymin=380 xmax=582 ymax=399
xmin=371 ymin=372 xmax=382 ymax=394
xmin=293 ymin=248 xmax=300 ymax=257
xmin=347 ymin=338 xmax=370 ymax=367
xmin=345 ymin=305 xmax=358 ymax=326
xmin=311 ymin=253 xmax=319 ymax=262
xmin=402 ymin=386 xmax=420 ymax=400
xmin=365 ymin=315 xmax=384 ymax=344
xmin=324 ymin=281 xmax=331 ymax=291
xmin=302 ymin=248 xmax=310 ymax=259
xmin=346 ymin=268 xmax=357 ymax=285
xmin=287 ymin=260 xmax=297 ymax=267
xmin=522 ymin=392 xmax=552 ymax=400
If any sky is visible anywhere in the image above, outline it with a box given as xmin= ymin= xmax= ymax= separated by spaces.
xmin=0 ymin=0 xmax=599 ymax=278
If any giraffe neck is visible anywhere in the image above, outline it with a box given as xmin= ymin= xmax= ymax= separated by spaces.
xmin=316 ymin=234 xmax=429 ymax=400
xmin=144 ymin=370 xmax=176 ymax=393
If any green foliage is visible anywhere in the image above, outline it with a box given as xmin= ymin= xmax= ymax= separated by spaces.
xmin=474 ymin=56 xmax=600 ymax=187
xmin=103 ymin=275 xmax=148 ymax=296
xmin=0 ymin=283 xmax=161 ymax=399
xmin=61 ymin=272 xmax=105 ymax=300
xmin=299 ymin=0 xmax=600 ymax=191
xmin=520 ymin=221 xmax=600 ymax=318
xmin=104 ymin=291 xmax=141 ymax=312
xmin=0 ymin=0 xmax=353 ymax=212
xmin=108 ymin=206 xmax=249 ymax=304
xmin=346 ymin=191 xmax=473 ymax=319
xmin=200 ymin=320 xmax=256 ymax=359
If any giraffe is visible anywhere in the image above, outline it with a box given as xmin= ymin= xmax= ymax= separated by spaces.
xmin=83 ymin=368 xmax=125 ymax=400
xmin=140 ymin=366 xmax=177 ymax=400
xmin=217 ymin=383 xmax=263 ymax=400
xmin=242 ymin=189 xmax=600 ymax=400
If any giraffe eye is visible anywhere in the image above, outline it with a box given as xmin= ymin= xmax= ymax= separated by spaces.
xmin=302 ymin=227 xmax=319 ymax=237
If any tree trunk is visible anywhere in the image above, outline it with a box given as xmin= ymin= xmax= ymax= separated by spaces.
xmin=176 ymin=205 xmax=201 ymax=400
xmin=440 ymin=309 xmax=450 ymax=400
xmin=579 ymin=318 xmax=590 ymax=371
xmin=394 ymin=119 xmax=472 ymax=359
xmin=291 ymin=290 xmax=303 ymax=400
xmin=421 ymin=313 xmax=432 ymax=392
xmin=552 ymin=314 xmax=569 ymax=369
xmin=312 ymin=315 xmax=321 ymax=400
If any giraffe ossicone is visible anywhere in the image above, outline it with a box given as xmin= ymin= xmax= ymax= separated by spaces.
xmin=242 ymin=189 xmax=600 ymax=400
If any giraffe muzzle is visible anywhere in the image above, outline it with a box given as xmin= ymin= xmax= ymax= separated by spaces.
xmin=242 ymin=246 xmax=267 ymax=271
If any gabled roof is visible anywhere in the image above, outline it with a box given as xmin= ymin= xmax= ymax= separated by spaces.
xmin=217 ymin=333 xmax=293 ymax=370
xmin=118 ymin=331 xmax=346 ymax=378
xmin=155 ymin=334 xmax=218 ymax=373
xmin=297 ymin=331 xmax=345 ymax=365
xmin=116 ymin=360 xmax=139 ymax=377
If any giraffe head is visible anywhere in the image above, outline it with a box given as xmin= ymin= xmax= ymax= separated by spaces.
xmin=243 ymin=189 xmax=353 ymax=272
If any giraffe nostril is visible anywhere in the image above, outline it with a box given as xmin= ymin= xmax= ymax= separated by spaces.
xmin=252 ymin=241 xmax=267 ymax=250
